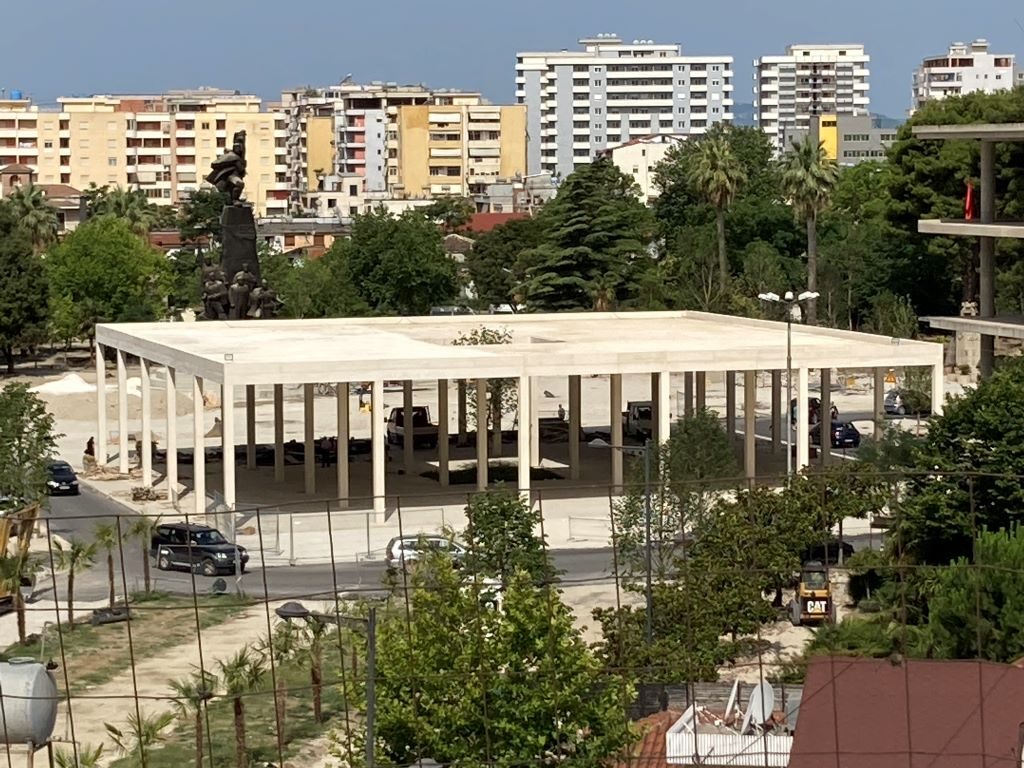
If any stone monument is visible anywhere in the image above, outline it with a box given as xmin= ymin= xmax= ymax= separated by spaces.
xmin=201 ymin=130 xmax=270 ymax=320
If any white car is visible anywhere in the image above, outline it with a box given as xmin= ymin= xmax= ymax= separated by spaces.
xmin=385 ymin=535 xmax=466 ymax=571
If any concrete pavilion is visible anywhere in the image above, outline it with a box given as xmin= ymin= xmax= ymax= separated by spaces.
xmin=912 ymin=123 xmax=1024 ymax=378
xmin=93 ymin=311 xmax=945 ymax=518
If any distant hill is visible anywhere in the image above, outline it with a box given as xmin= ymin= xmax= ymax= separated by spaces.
xmin=732 ymin=102 xmax=756 ymax=127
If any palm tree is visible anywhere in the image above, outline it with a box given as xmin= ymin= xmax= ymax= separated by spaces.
xmin=687 ymin=134 xmax=747 ymax=293
xmin=4 ymin=184 xmax=59 ymax=253
xmin=92 ymin=522 xmax=122 ymax=610
xmin=169 ymin=668 xmax=217 ymax=768
xmin=255 ymin=622 xmax=299 ymax=755
xmin=217 ymin=648 xmax=267 ymax=768
xmin=53 ymin=744 xmax=104 ymax=768
xmin=85 ymin=184 xmax=157 ymax=235
xmin=0 ymin=553 xmax=37 ymax=644
xmin=301 ymin=619 xmax=330 ymax=723
xmin=127 ymin=515 xmax=161 ymax=593
xmin=780 ymin=138 xmax=839 ymax=325
xmin=104 ymin=710 xmax=174 ymax=761
xmin=52 ymin=538 xmax=97 ymax=630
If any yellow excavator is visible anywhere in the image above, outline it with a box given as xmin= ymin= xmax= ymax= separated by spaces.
xmin=0 ymin=502 xmax=39 ymax=610
xmin=789 ymin=560 xmax=834 ymax=626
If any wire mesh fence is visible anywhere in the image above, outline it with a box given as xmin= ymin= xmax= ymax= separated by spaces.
xmin=0 ymin=469 xmax=1018 ymax=767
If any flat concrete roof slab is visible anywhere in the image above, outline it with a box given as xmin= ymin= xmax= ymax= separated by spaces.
xmin=912 ymin=123 xmax=1024 ymax=142
xmin=918 ymin=219 xmax=1024 ymax=239
xmin=923 ymin=315 xmax=1024 ymax=339
xmin=96 ymin=311 xmax=944 ymax=385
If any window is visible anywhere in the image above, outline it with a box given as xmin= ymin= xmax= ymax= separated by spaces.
xmin=201 ymin=122 xmax=210 ymax=130
xmin=350 ymin=206 xmax=359 ymax=215
xmin=107 ymin=139 xmax=117 ymax=149
xmin=632 ymin=166 xmax=639 ymax=174
xmin=349 ymin=184 xmax=358 ymax=196
xmin=107 ymin=157 xmax=117 ymax=166
xmin=43 ymin=140 xmax=53 ymax=150
xmin=327 ymin=198 xmax=337 ymax=208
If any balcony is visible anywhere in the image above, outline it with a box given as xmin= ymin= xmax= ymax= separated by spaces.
xmin=175 ymin=130 xmax=196 ymax=139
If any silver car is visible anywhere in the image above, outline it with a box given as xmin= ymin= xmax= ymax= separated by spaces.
xmin=385 ymin=535 xmax=466 ymax=571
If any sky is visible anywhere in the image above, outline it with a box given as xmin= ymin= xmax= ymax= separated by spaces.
xmin=2 ymin=0 xmax=1021 ymax=118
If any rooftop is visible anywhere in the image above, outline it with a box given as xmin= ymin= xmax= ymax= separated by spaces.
xmin=95 ymin=311 xmax=943 ymax=387
xmin=912 ymin=123 xmax=1024 ymax=141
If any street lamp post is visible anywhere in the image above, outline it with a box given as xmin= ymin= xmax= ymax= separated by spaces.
xmin=757 ymin=290 xmax=819 ymax=479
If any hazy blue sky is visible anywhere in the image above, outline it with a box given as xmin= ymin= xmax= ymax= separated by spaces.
xmin=3 ymin=0 xmax=1021 ymax=117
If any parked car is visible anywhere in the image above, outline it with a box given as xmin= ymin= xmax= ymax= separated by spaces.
xmin=884 ymin=388 xmax=930 ymax=416
xmin=46 ymin=461 xmax=80 ymax=496
xmin=150 ymin=522 xmax=248 ymax=576
xmin=386 ymin=406 xmax=439 ymax=449
xmin=385 ymin=535 xmax=466 ymax=572
xmin=811 ymin=420 xmax=862 ymax=449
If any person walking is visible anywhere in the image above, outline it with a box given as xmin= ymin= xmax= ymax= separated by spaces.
xmin=319 ymin=436 xmax=331 ymax=468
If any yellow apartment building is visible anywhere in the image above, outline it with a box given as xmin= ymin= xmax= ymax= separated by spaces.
xmin=394 ymin=102 xmax=526 ymax=198
xmin=0 ymin=89 xmax=289 ymax=217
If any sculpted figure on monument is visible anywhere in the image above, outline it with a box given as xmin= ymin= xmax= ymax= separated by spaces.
xmin=228 ymin=262 xmax=257 ymax=319
xmin=206 ymin=130 xmax=247 ymax=205
xmin=202 ymin=274 xmax=229 ymax=320
xmin=248 ymin=279 xmax=281 ymax=319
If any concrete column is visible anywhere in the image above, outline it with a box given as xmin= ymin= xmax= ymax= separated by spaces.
xmin=476 ymin=379 xmax=488 ymax=490
xmin=819 ymin=368 xmax=831 ymax=466
xmin=530 ymin=377 xmax=540 ymax=466
xmin=610 ymin=373 xmax=624 ymax=489
xmin=116 ymin=349 xmax=129 ymax=474
xmin=491 ymin=382 xmax=503 ymax=457
xmin=695 ymin=372 xmax=706 ymax=412
xmin=337 ymin=381 xmax=350 ymax=503
xmin=95 ymin=343 xmax=107 ymax=465
xmin=402 ymin=380 xmax=415 ymax=470
xmin=657 ymin=370 xmax=671 ymax=445
xmin=744 ymin=370 xmax=756 ymax=480
xmin=437 ymin=379 xmax=449 ymax=487
xmin=193 ymin=376 xmax=206 ymax=517
xmin=683 ymin=372 xmax=694 ymax=417
xmin=650 ymin=372 xmax=660 ymax=443
xmin=140 ymin=359 xmax=153 ymax=486
xmin=873 ymin=368 xmax=885 ymax=441
xmin=457 ymin=380 xmax=468 ymax=445
xmin=303 ymin=383 xmax=315 ymax=494
xmin=770 ymin=370 xmax=781 ymax=454
xmin=371 ymin=380 xmax=386 ymax=518
xmin=796 ymin=367 xmax=810 ymax=471
xmin=221 ymin=383 xmax=236 ymax=511
xmin=931 ymin=362 xmax=945 ymax=417
xmin=245 ymin=385 xmax=256 ymax=470
xmin=165 ymin=367 xmax=177 ymax=504
xmin=518 ymin=375 xmax=531 ymax=499
xmin=979 ymin=140 xmax=995 ymax=378
xmin=273 ymin=384 xmax=285 ymax=482
xmin=725 ymin=371 xmax=736 ymax=440
xmin=568 ymin=375 xmax=581 ymax=480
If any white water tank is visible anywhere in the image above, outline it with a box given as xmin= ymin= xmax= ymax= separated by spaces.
xmin=0 ymin=659 xmax=58 ymax=745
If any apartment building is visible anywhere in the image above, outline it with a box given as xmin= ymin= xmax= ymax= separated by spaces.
xmin=600 ymin=134 xmax=684 ymax=203
xmin=754 ymin=44 xmax=871 ymax=154
xmin=912 ymin=40 xmax=1016 ymax=113
xmin=393 ymin=103 xmax=525 ymax=198
xmin=515 ymin=35 xmax=734 ymax=179
xmin=781 ymin=113 xmax=896 ymax=166
xmin=0 ymin=88 xmax=289 ymax=217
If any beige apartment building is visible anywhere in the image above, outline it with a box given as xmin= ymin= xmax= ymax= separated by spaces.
xmin=0 ymin=88 xmax=289 ymax=217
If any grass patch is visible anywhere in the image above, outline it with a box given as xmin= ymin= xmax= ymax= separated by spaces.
xmin=108 ymin=641 xmax=356 ymax=768
xmin=2 ymin=591 xmax=247 ymax=694
xmin=421 ymin=464 xmax=563 ymax=484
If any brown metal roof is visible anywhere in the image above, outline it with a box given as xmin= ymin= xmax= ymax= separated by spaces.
xmin=615 ymin=709 xmax=682 ymax=768
xmin=0 ymin=163 xmax=34 ymax=175
xmin=789 ymin=657 xmax=1024 ymax=768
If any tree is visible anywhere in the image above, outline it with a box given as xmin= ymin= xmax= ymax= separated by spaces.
xmin=372 ymin=559 xmax=635 ymax=767
xmin=217 ymin=647 xmax=266 ymax=768
xmin=780 ymin=138 xmax=839 ymax=325
xmin=422 ymin=196 xmax=474 ymax=232
xmin=92 ymin=522 xmax=122 ymax=610
xmin=465 ymin=217 xmax=544 ymax=308
xmin=52 ymin=538 xmax=97 ymax=630
xmin=105 ymin=710 xmax=174 ymax=761
xmin=338 ymin=208 xmax=458 ymax=315
xmin=0 ymin=383 xmax=59 ymax=506
xmin=300 ymin=618 xmax=330 ymax=723
xmin=4 ymin=184 xmax=59 ymax=254
xmin=0 ymin=202 xmax=48 ymax=373
xmin=260 ymin=251 xmax=370 ymax=319
xmin=518 ymin=157 xmax=653 ymax=312
xmin=46 ymin=216 xmax=171 ymax=343
xmin=179 ymin=188 xmax=226 ymax=244
xmin=0 ymin=553 xmax=38 ymax=644
xmin=254 ymin=622 xmax=299 ymax=755
xmin=687 ymin=134 xmax=746 ymax=293
xmin=451 ymin=326 xmax=517 ymax=448
xmin=54 ymin=744 xmax=104 ymax=768
xmin=127 ymin=515 xmax=160 ymax=594
xmin=83 ymin=185 xmax=159 ymax=235
xmin=462 ymin=486 xmax=553 ymax=586
xmin=169 ymin=668 xmax=217 ymax=768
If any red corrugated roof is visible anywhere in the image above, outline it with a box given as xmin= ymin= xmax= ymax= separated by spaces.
xmin=615 ymin=710 xmax=682 ymax=768
xmin=789 ymin=657 xmax=1024 ymax=768
xmin=460 ymin=212 xmax=528 ymax=234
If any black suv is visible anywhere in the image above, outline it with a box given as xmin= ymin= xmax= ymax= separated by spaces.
xmin=150 ymin=523 xmax=249 ymax=576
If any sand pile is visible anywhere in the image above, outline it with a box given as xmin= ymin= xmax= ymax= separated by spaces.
xmin=29 ymin=373 xmax=95 ymax=395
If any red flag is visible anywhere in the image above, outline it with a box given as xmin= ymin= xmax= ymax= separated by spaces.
xmin=964 ymin=180 xmax=976 ymax=221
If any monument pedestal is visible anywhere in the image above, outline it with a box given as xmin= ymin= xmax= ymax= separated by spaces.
xmin=221 ymin=204 xmax=260 ymax=284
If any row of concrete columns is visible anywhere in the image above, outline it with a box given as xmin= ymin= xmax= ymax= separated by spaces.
xmin=95 ymin=347 xmax=945 ymax=519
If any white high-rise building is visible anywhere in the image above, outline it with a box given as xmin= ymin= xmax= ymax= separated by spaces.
xmin=912 ymin=40 xmax=1016 ymax=114
xmin=754 ymin=44 xmax=871 ymax=154
xmin=515 ymin=35 xmax=734 ymax=178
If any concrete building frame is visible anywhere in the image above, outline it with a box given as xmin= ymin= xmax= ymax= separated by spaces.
xmin=94 ymin=311 xmax=944 ymax=522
